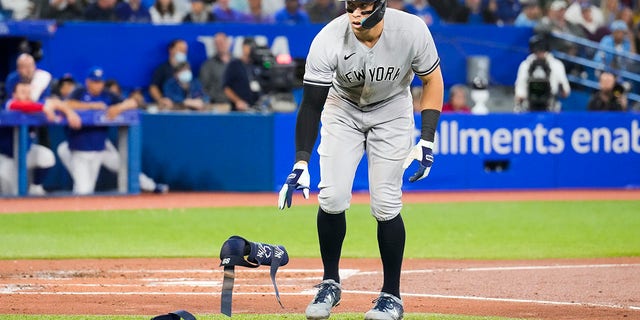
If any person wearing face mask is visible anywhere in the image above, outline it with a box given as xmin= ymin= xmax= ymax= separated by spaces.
xmin=149 ymin=38 xmax=189 ymax=110
xmin=162 ymin=62 xmax=209 ymax=111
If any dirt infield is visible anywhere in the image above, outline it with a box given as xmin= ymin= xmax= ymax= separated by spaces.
xmin=1 ymin=190 xmax=640 ymax=319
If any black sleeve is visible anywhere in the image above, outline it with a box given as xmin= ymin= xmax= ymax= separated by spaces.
xmin=420 ymin=109 xmax=441 ymax=142
xmin=294 ymin=83 xmax=330 ymax=162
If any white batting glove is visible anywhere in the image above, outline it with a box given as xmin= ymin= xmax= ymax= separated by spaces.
xmin=403 ymin=139 xmax=434 ymax=182
xmin=278 ymin=162 xmax=310 ymax=210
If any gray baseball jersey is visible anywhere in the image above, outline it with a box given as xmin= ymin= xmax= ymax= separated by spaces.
xmin=304 ymin=8 xmax=440 ymax=220
xmin=303 ymin=8 xmax=440 ymax=110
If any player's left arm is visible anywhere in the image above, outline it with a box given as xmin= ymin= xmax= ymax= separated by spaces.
xmin=403 ymin=64 xmax=444 ymax=182
xmin=106 ymin=97 xmax=139 ymax=120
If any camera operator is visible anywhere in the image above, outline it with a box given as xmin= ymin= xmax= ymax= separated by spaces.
xmin=222 ymin=37 xmax=265 ymax=112
xmin=514 ymin=34 xmax=571 ymax=112
xmin=587 ymin=70 xmax=627 ymax=111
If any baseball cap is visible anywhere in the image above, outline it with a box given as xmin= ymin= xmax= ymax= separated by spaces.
xmin=86 ymin=66 xmax=105 ymax=81
xmin=579 ymin=1 xmax=591 ymax=10
xmin=610 ymin=20 xmax=628 ymax=32
xmin=549 ymin=1 xmax=566 ymax=11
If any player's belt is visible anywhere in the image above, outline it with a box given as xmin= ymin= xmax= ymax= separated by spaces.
xmin=344 ymin=96 xmax=391 ymax=109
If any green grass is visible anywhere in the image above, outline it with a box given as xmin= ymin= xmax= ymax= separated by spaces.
xmin=0 ymin=314 xmax=524 ymax=320
xmin=3 ymin=200 xmax=631 ymax=320
xmin=0 ymin=200 xmax=638 ymax=260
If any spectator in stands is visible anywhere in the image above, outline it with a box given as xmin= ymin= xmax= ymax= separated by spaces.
xmin=163 ymin=62 xmax=210 ymax=110
xmin=5 ymin=53 xmax=52 ymax=104
xmin=274 ymin=0 xmax=310 ymax=24
xmin=213 ymin=0 xmax=246 ymax=22
xmin=514 ymin=0 xmax=543 ymax=27
xmin=223 ymin=37 xmax=263 ymax=111
xmin=262 ymin=0 xmax=285 ymax=17
xmin=429 ymin=1 xmax=460 ymax=22
xmin=594 ymin=20 xmax=633 ymax=70
xmin=587 ymin=70 xmax=627 ymax=110
xmin=149 ymin=0 xmax=184 ymax=24
xmin=565 ymin=0 xmax=608 ymax=41
xmin=514 ymin=34 xmax=571 ymax=112
xmin=536 ymin=1 xmax=589 ymax=76
xmin=40 ymin=0 xmax=84 ymax=21
xmin=199 ymin=32 xmax=232 ymax=109
xmin=149 ymin=38 xmax=188 ymax=110
xmin=450 ymin=0 xmax=498 ymax=24
xmin=57 ymin=66 xmax=168 ymax=194
xmin=115 ymin=0 xmax=152 ymax=22
xmin=245 ymin=0 xmax=275 ymax=23
xmin=52 ymin=73 xmax=77 ymax=100
xmin=305 ymin=0 xmax=342 ymax=24
xmin=616 ymin=5 xmax=637 ymax=52
xmin=404 ymin=0 xmax=441 ymax=26
xmin=494 ymin=0 xmax=522 ymax=24
xmin=632 ymin=17 xmax=640 ymax=55
xmin=182 ymin=0 xmax=215 ymax=22
xmin=442 ymin=84 xmax=472 ymax=113
xmin=83 ymin=0 xmax=118 ymax=21
xmin=536 ymin=1 xmax=587 ymax=46
xmin=0 ymin=81 xmax=81 ymax=196
xmin=0 ymin=0 xmax=33 ymax=20
xmin=601 ymin=0 xmax=623 ymax=26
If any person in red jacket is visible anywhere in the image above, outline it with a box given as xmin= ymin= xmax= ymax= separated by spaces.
xmin=0 ymin=81 xmax=81 ymax=195
xmin=442 ymin=84 xmax=471 ymax=113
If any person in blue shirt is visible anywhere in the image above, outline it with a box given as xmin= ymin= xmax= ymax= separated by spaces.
xmin=56 ymin=66 xmax=139 ymax=195
xmin=163 ymin=62 xmax=210 ymax=110
xmin=274 ymin=0 xmax=310 ymax=24
xmin=212 ymin=0 xmax=247 ymax=22
xmin=115 ymin=0 xmax=152 ymax=22
xmin=404 ymin=0 xmax=441 ymax=26
xmin=594 ymin=20 xmax=634 ymax=70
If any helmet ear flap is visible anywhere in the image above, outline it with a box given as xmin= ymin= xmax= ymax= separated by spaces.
xmin=360 ymin=0 xmax=386 ymax=29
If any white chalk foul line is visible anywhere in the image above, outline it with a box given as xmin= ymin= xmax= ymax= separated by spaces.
xmin=354 ymin=263 xmax=640 ymax=276
xmin=3 ymin=289 xmax=639 ymax=312
xmin=2 ymin=264 xmax=639 ymax=312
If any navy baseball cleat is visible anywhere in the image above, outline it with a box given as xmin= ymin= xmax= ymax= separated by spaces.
xmin=305 ymin=279 xmax=341 ymax=320
xmin=364 ymin=292 xmax=404 ymax=320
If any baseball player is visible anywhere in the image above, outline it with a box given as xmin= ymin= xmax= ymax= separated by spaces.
xmin=57 ymin=66 xmax=169 ymax=195
xmin=0 ymin=81 xmax=81 ymax=195
xmin=55 ymin=67 xmax=149 ymax=194
xmin=277 ymin=0 xmax=443 ymax=319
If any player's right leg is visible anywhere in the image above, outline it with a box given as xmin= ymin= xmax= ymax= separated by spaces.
xmin=26 ymin=144 xmax=56 ymax=195
xmin=70 ymin=151 xmax=102 ymax=195
xmin=58 ymin=142 xmax=101 ymax=195
xmin=305 ymin=279 xmax=342 ymax=320
xmin=306 ymin=104 xmax=364 ymax=319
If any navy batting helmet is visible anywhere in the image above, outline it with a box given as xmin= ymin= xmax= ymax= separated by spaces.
xmin=346 ymin=0 xmax=387 ymax=29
